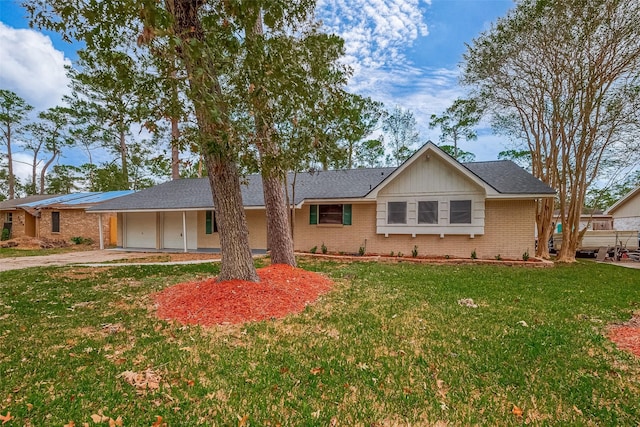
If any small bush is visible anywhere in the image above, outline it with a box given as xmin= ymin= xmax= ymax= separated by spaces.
xmin=412 ymin=245 xmax=418 ymax=258
xmin=445 ymin=254 xmax=450 ymax=259
xmin=495 ymin=254 xmax=502 ymax=261
xmin=522 ymin=250 xmax=530 ymax=261
xmin=70 ymin=236 xmax=94 ymax=245
xmin=358 ymin=246 xmax=365 ymax=256
xmin=390 ymin=251 xmax=394 ymax=257
xmin=397 ymin=252 xmax=403 ymax=257
xmin=471 ymin=249 xmax=477 ymax=260
xmin=1 ymin=228 xmax=9 ymax=241
xmin=310 ymin=246 xmax=317 ymax=254
xmin=321 ymin=242 xmax=327 ymax=254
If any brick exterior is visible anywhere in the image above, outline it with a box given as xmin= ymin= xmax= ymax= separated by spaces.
xmin=37 ymin=208 xmax=116 ymax=244
xmin=292 ymin=200 xmax=536 ymax=260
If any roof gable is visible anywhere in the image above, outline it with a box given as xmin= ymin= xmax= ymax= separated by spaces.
xmin=366 ymin=142 xmax=493 ymax=198
xmin=605 ymin=185 xmax=640 ymax=215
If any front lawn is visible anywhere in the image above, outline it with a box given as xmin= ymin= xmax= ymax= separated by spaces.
xmin=0 ymin=260 xmax=638 ymax=425
xmin=0 ymin=246 xmax=89 ymax=258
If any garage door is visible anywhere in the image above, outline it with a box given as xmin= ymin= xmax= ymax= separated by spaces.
xmin=162 ymin=211 xmax=197 ymax=250
xmin=124 ymin=212 xmax=156 ymax=248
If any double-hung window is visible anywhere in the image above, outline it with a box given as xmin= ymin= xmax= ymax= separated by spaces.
xmin=418 ymin=201 xmax=438 ymax=224
xmin=387 ymin=202 xmax=407 ymax=224
xmin=450 ymin=200 xmax=472 ymax=224
xmin=6 ymin=212 xmax=12 ymax=223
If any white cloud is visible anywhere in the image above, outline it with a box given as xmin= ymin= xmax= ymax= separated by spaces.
xmin=317 ymin=0 xmax=429 ymax=71
xmin=316 ymin=1 xmax=506 ymax=161
xmin=0 ymin=22 xmax=71 ymax=110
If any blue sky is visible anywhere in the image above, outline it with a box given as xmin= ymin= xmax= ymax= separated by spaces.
xmin=0 ymin=0 xmax=515 ymax=181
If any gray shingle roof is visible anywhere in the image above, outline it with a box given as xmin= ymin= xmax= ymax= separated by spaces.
xmin=88 ymin=161 xmax=554 ymax=212
xmin=463 ymin=160 xmax=556 ymax=195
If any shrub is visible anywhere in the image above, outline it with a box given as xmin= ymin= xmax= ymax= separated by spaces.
xmin=321 ymin=242 xmax=327 ymax=254
xmin=522 ymin=250 xmax=530 ymax=261
xmin=412 ymin=245 xmax=418 ymax=258
xmin=495 ymin=254 xmax=502 ymax=261
xmin=471 ymin=249 xmax=477 ymax=260
xmin=1 ymin=228 xmax=9 ymax=241
xmin=358 ymin=246 xmax=365 ymax=256
xmin=70 ymin=236 xmax=94 ymax=245
xmin=310 ymin=246 xmax=317 ymax=254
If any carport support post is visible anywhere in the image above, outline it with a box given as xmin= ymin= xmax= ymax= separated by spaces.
xmin=182 ymin=211 xmax=187 ymax=253
xmin=98 ymin=214 xmax=104 ymax=250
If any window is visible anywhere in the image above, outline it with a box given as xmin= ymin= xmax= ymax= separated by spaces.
xmin=450 ymin=200 xmax=472 ymax=224
xmin=387 ymin=202 xmax=407 ymax=224
xmin=309 ymin=204 xmax=352 ymax=225
xmin=51 ymin=211 xmax=60 ymax=233
xmin=6 ymin=212 xmax=12 ymax=223
xmin=205 ymin=210 xmax=218 ymax=234
xmin=418 ymin=201 xmax=438 ymax=224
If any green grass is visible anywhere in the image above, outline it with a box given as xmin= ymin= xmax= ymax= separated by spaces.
xmin=0 ymin=246 xmax=85 ymax=258
xmin=1 ymin=260 xmax=639 ymax=425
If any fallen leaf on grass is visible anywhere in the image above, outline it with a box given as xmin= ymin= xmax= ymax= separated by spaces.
xmin=64 ymin=421 xmax=75 ymax=427
xmin=0 ymin=412 xmax=13 ymax=424
xmin=238 ymin=414 xmax=249 ymax=427
xmin=512 ymin=405 xmax=524 ymax=417
xmin=310 ymin=367 xmax=323 ymax=375
xmin=151 ymin=416 xmax=164 ymax=427
xmin=91 ymin=414 xmax=109 ymax=423
xmin=573 ymin=405 xmax=583 ymax=415
xmin=109 ymin=417 xmax=123 ymax=427
xmin=119 ymin=369 xmax=161 ymax=390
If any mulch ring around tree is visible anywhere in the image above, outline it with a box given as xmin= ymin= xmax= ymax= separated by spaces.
xmin=154 ymin=264 xmax=334 ymax=326
xmin=608 ymin=313 xmax=640 ymax=357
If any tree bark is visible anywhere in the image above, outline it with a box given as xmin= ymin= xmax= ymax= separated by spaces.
xmin=119 ymin=127 xmax=128 ymax=188
xmin=535 ymin=198 xmax=554 ymax=259
xmin=168 ymin=0 xmax=258 ymax=282
xmin=39 ymin=151 xmax=58 ymax=194
xmin=247 ymin=9 xmax=296 ymax=267
xmin=171 ymin=116 xmax=180 ymax=179
xmin=204 ymin=152 xmax=259 ymax=282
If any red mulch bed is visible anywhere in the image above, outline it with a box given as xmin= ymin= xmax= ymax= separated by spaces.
xmin=155 ymin=264 xmax=333 ymax=326
xmin=608 ymin=314 xmax=640 ymax=358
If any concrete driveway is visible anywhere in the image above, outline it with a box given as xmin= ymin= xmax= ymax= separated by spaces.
xmin=0 ymin=250 xmax=159 ymax=272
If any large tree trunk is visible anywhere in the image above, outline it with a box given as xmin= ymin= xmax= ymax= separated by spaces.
xmin=535 ymin=198 xmax=554 ymax=259
xmin=248 ymin=10 xmax=296 ymax=267
xmin=262 ymin=172 xmax=296 ymax=266
xmin=204 ymin=152 xmax=258 ymax=282
xmin=168 ymin=0 xmax=258 ymax=282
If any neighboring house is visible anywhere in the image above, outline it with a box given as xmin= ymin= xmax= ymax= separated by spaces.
xmin=606 ymin=186 xmax=640 ymax=232
xmin=553 ymin=209 xmax=614 ymax=233
xmin=0 ymin=195 xmax=60 ymax=239
xmin=2 ymin=191 xmax=133 ymax=244
xmin=89 ymin=143 xmax=555 ymax=259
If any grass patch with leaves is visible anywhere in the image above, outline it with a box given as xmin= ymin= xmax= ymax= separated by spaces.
xmin=0 ymin=246 xmax=83 ymax=258
xmin=1 ymin=260 xmax=639 ymax=425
